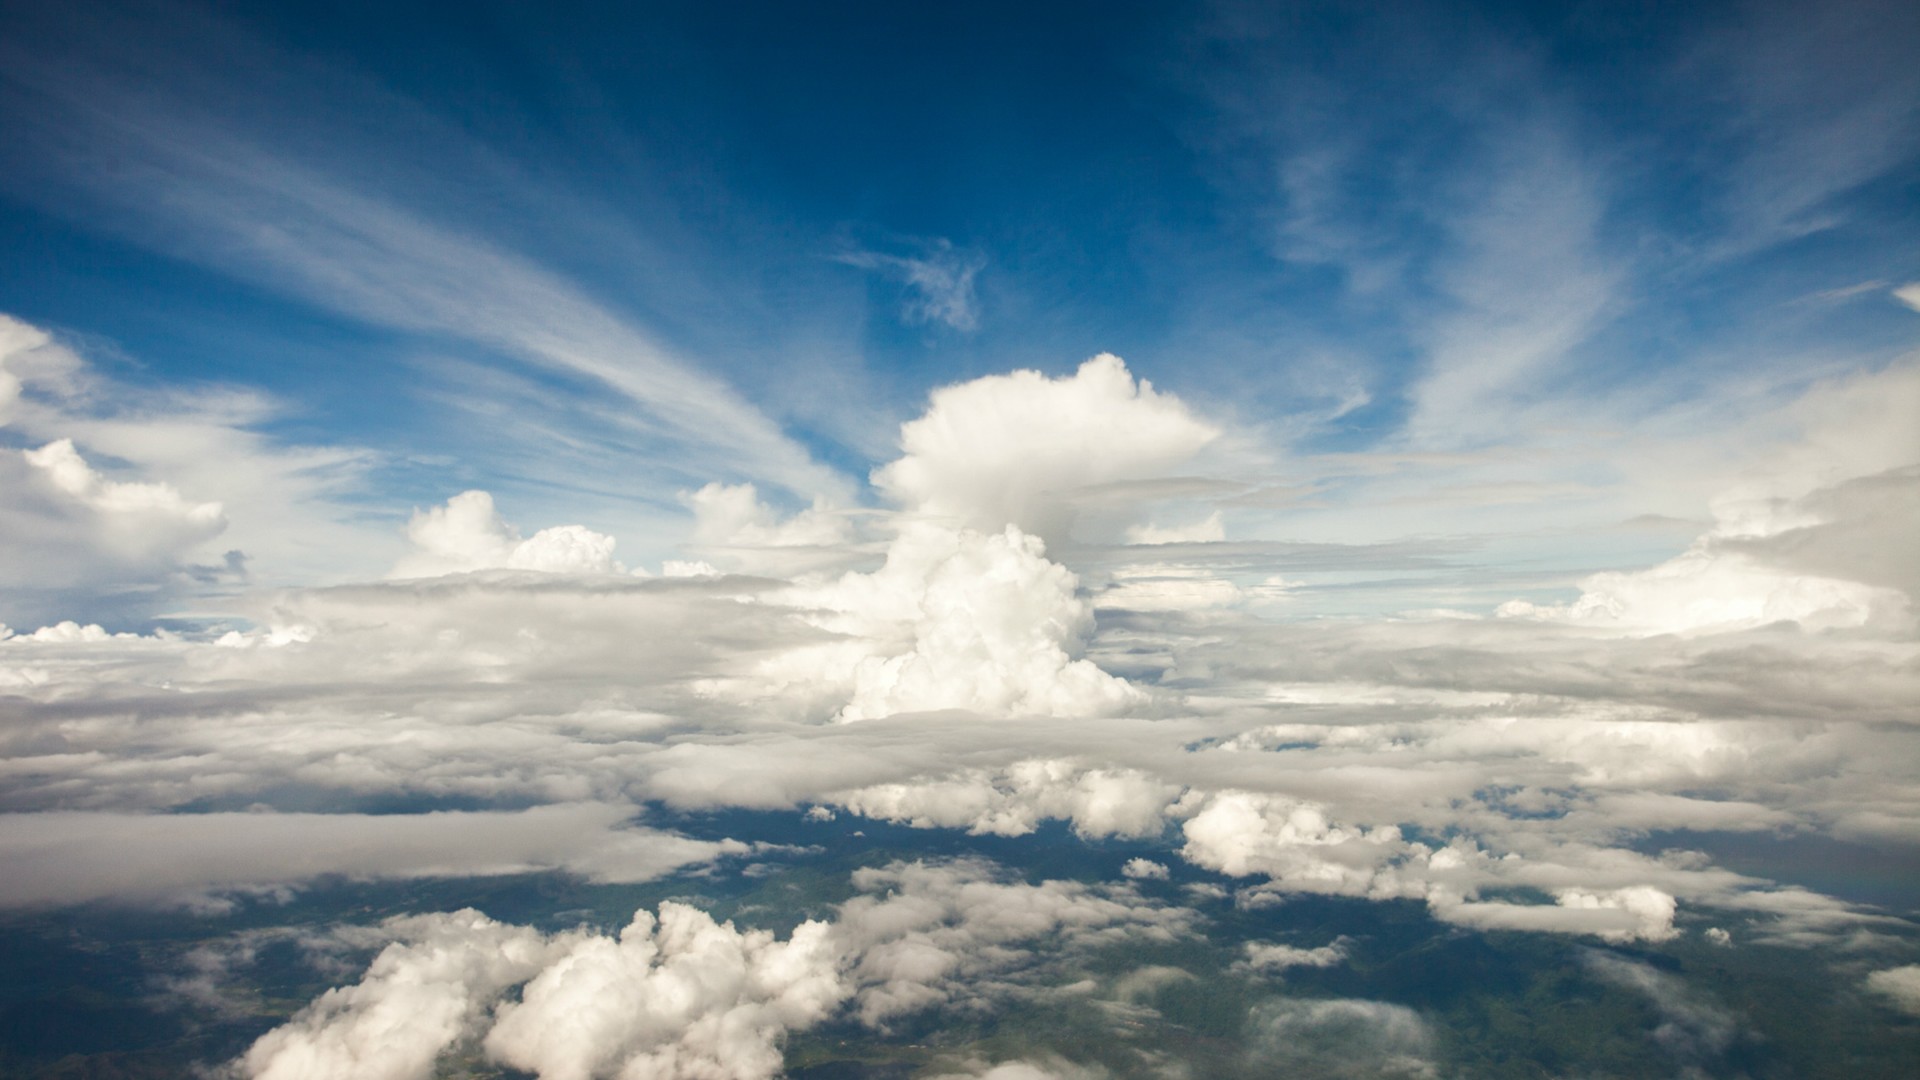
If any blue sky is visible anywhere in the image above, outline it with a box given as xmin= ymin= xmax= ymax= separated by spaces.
xmin=1 ymin=0 xmax=1917 ymax=615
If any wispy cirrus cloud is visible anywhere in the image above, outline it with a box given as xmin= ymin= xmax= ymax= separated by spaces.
xmin=836 ymin=237 xmax=988 ymax=331
xmin=0 ymin=26 xmax=852 ymax=510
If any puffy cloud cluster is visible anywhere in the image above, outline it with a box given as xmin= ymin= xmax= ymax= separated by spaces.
xmin=484 ymin=903 xmax=842 ymax=1080
xmin=820 ymin=525 xmax=1142 ymax=721
xmin=1178 ymin=791 xmax=1681 ymax=943
xmin=680 ymin=481 xmax=854 ymax=576
xmin=872 ymin=354 xmax=1218 ymax=544
xmin=392 ymin=490 xmax=621 ymax=577
xmin=1181 ymin=791 xmax=1411 ymax=894
xmin=240 ymin=910 xmax=564 ymax=1080
xmin=1 ymin=321 xmax=230 ymax=607
xmin=4 ymin=566 xmax=1911 ymax=950
xmin=829 ymin=759 xmax=1181 ymax=838
xmin=236 ymin=860 xmax=1191 ymax=1080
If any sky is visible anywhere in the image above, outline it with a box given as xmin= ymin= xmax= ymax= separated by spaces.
xmin=1 ymin=1 xmax=1918 ymax=1078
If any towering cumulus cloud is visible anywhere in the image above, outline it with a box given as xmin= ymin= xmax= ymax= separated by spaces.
xmin=744 ymin=355 xmax=1216 ymax=721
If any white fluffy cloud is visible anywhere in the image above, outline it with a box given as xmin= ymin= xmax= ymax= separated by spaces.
xmin=820 ymin=525 xmax=1141 ymax=721
xmin=241 ymin=910 xmax=567 ymax=1080
xmin=485 ymin=903 xmax=843 ymax=1080
xmin=237 ymin=860 xmax=1191 ymax=1080
xmin=392 ymin=490 xmax=621 ymax=577
xmin=872 ymin=354 xmax=1218 ymax=543
xmin=688 ymin=357 xmax=1226 ymax=721
xmin=829 ymin=760 xmax=1180 ymax=838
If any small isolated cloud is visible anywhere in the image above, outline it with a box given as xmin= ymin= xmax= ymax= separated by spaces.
xmin=1894 ymin=282 xmax=1920 ymax=312
xmin=837 ymin=238 xmax=987 ymax=331
xmin=1236 ymin=937 xmax=1350 ymax=976
xmin=1121 ymin=857 xmax=1170 ymax=881
xmin=1865 ymin=964 xmax=1920 ymax=1015
xmin=1249 ymin=997 xmax=1437 ymax=1079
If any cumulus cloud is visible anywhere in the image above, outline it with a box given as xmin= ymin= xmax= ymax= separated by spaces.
xmin=1180 ymin=791 xmax=1413 ymax=897
xmin=872 ymin=355 xmax=1218 ymax=543
xmin=819 ymin=524 xmax=1142 ymax=721
xmin=1 ymin=434 xmax=227 ymax=603
xmin=829 ymin=760 xmax=1179 ymax=837
xmin=835 ymin=859 xmax=1193 ymax=1027
xmin=239 ymin=909 xmax=567 ymax=1080
xmin=705 ymin=356 xmax=1226 ymax=721
xmin=484 ymin=903 xmax=843 ymax=1080
xmin=236 ymin=859 xmax=1191 ymax=1080
xmin=23 ymin=436 xmax=226 ymax=545
xmin=391 ymin=490 xmax=621 ymax=577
